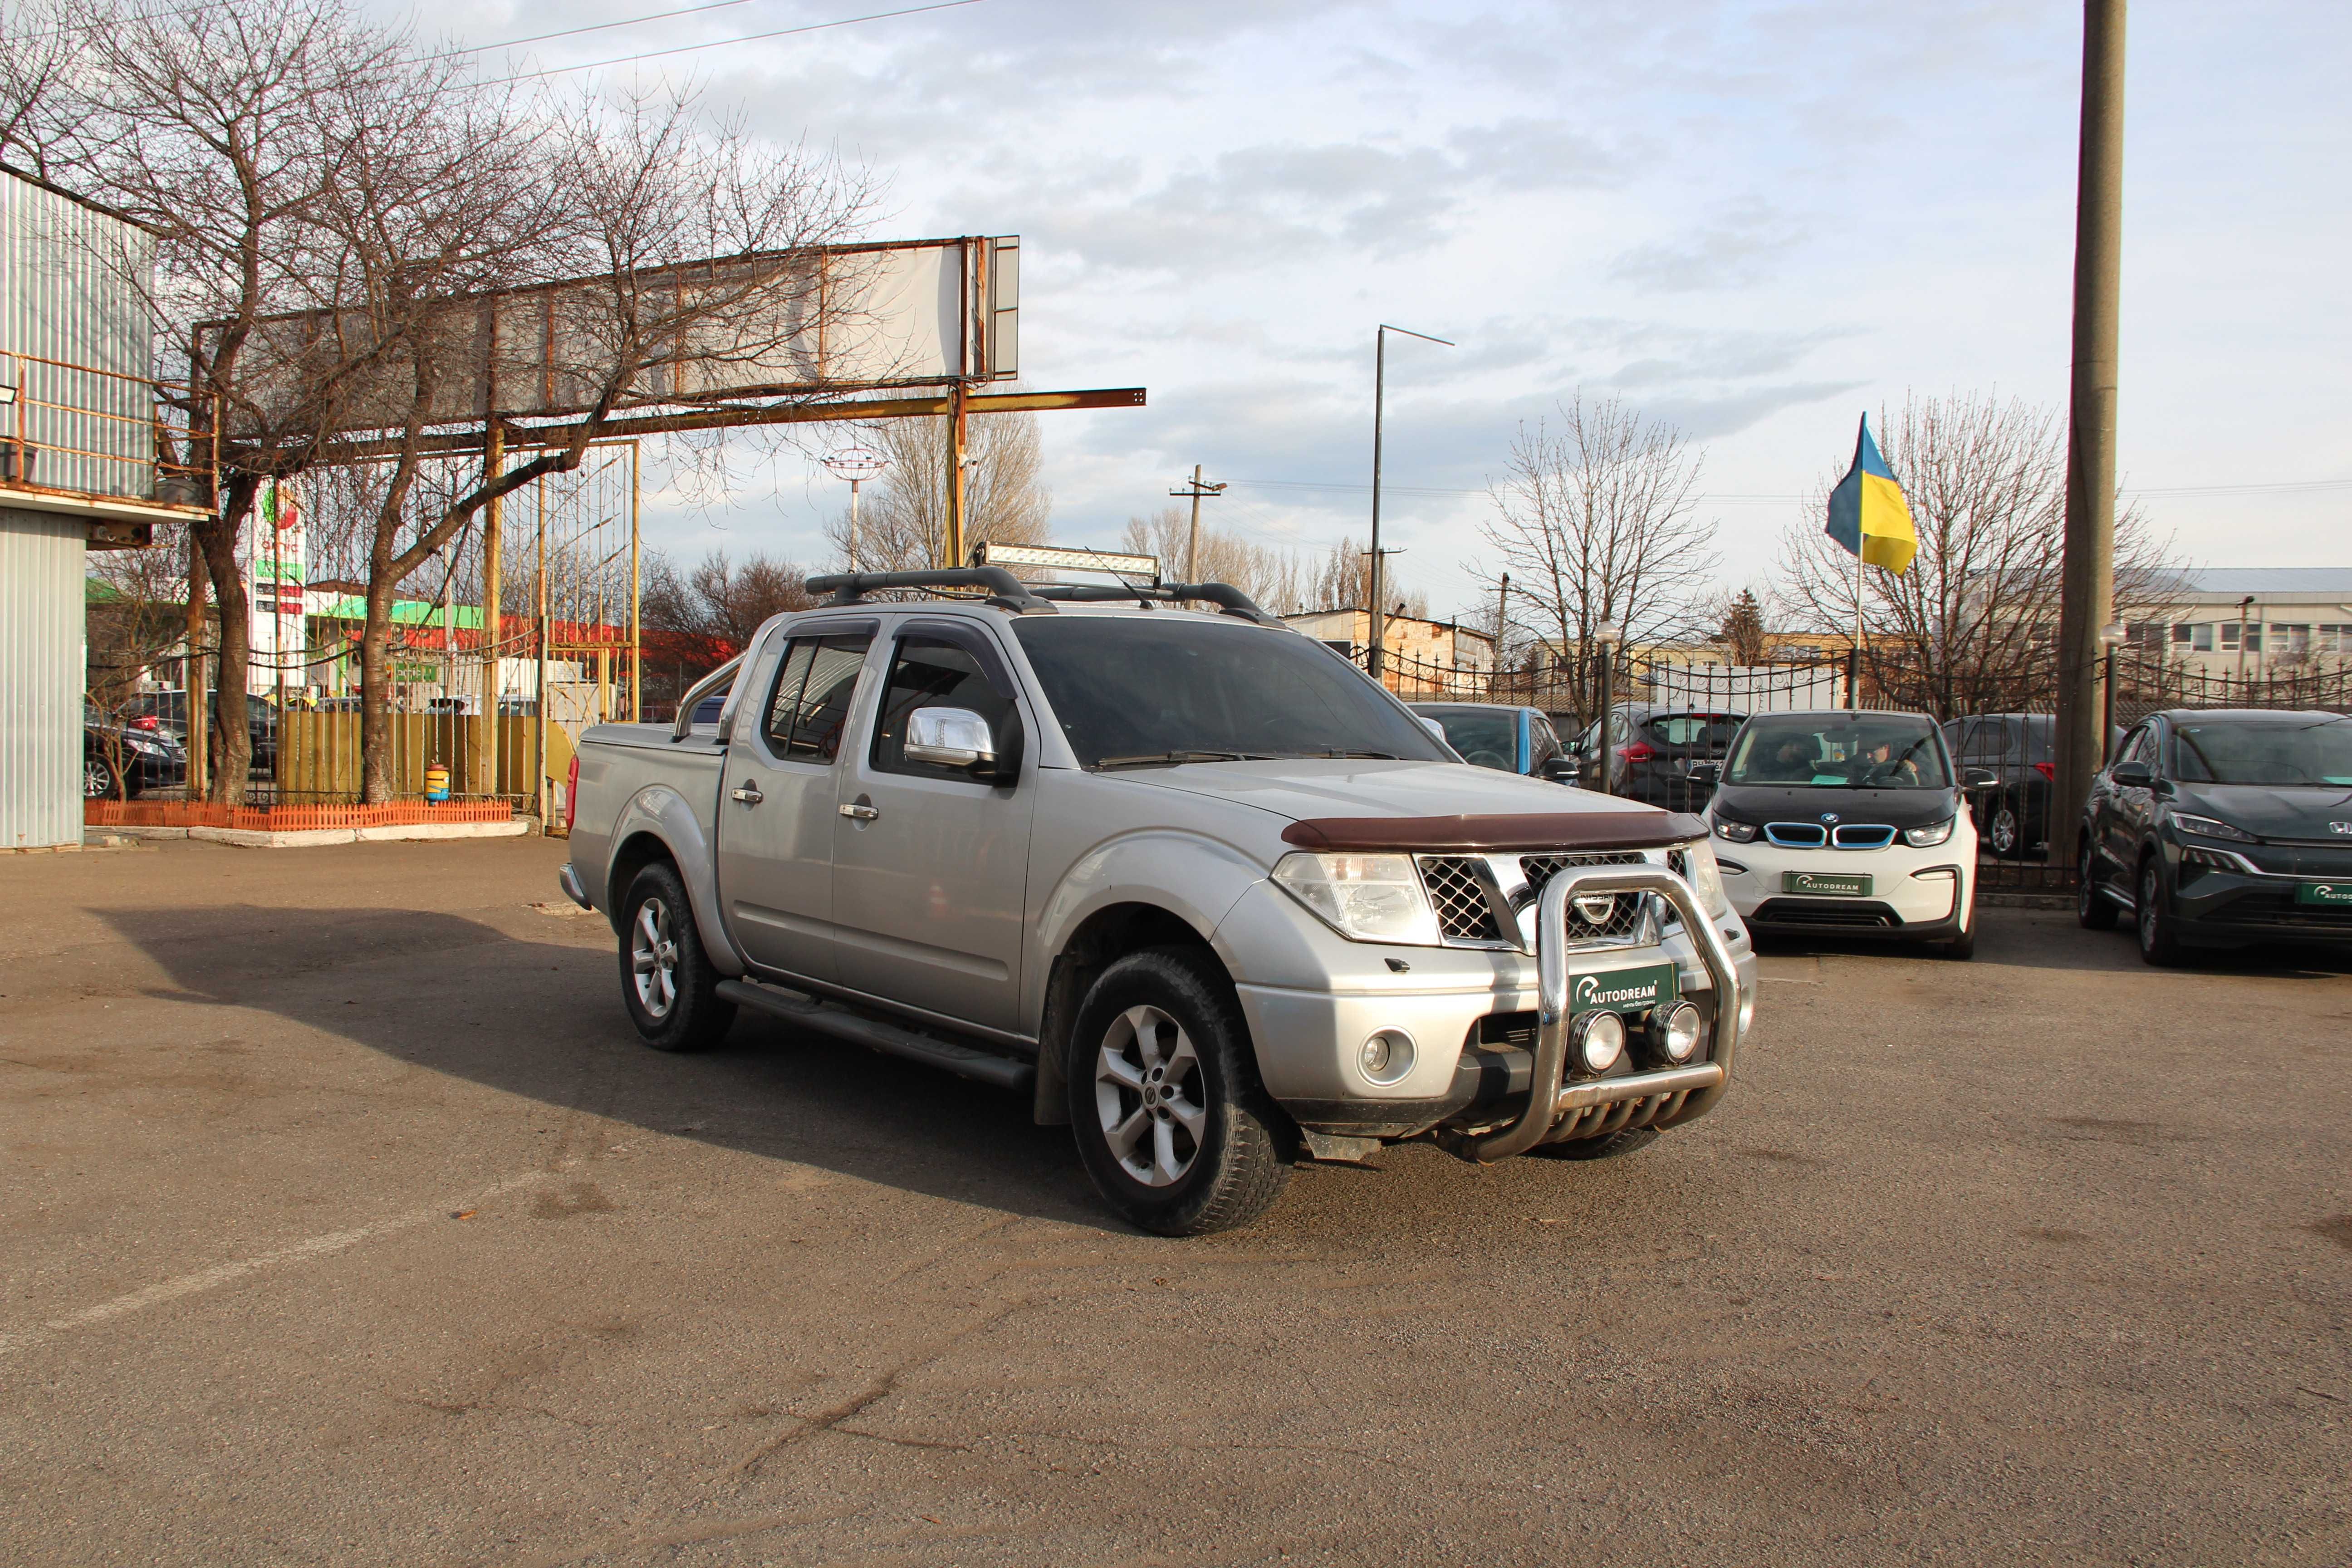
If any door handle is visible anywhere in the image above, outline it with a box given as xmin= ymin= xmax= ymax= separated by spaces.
xmin=839 ymin=802 xmax=880 ymax=821
xmin=731 ymin=782 xmax=764 ymax=805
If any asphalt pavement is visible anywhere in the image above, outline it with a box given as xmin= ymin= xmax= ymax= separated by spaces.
xmin=1 ymin=836 xmax=2345 ymax=1566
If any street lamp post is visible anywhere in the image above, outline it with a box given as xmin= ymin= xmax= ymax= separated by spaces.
xmin=1592 ymin=620 xmax=1623 ymax=797
xmin=822 ymin=447 xmax=887 ymax=572
xmin=1368 ymin=323 xmax=1453 ymax=679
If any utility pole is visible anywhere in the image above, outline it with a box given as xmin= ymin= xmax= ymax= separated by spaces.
xmin=2052 ymin=0 xmax=2127 ymax=866
xmin=1367 ymin=323 xmax=1452 ymax=679
xmin=1168 ymin=464 xmax=1226 ymax=581
xmin=1493 ymin=572 xmax=1509 ymax=696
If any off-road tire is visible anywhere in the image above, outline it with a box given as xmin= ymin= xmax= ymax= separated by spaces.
xmin=618 ymin=862 xmax=736 ymax=1052
xmin=2136 ymin=854 xmax=2186 ymax=968
xmin=2077 ymin=839 xmax=2118 ymax=931
xmin=1529 ymin=1127 xmax=1661 ymax=1161
xmin=1067 ymin=946 xmax=1291 ymax=1236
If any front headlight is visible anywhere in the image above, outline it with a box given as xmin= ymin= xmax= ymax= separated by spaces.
xmin=1679 ymin=838 xmax=1733 ymax=918
xmin=2172 ymin=813 xmax=2256 ymax=843
xmin=1904 ymin=817 xmax=1956 ymax=847
xmin=1712 ymin=817 xmax=1758 ymax=843
xmin=1271 ymin=852 xmax=1442 ymax=946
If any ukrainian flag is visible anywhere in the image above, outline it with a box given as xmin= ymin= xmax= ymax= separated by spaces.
xmin=1825 ymin=414 xmax=1916 ymax=574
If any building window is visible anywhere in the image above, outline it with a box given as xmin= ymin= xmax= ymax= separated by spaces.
xmin=2273 ymin=623 xmax=2312 ymax=655
xmin=2219 ymin=623 xmax=2262 ymax=655
xmin=2171 ymin=622 xmax=2213 ymax=652
xmin=2318 ymin=624 xmax=2352 ymax=655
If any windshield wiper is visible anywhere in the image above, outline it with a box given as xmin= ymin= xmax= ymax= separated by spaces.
xmin=1278 ymin=749 xmax=1400 ymax=760
xmin=1092 ymin=750 xmax=1274 ymax=770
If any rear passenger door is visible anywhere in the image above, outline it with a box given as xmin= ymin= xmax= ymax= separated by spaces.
xmin=828 ymin=623 xmax=1038 ymax=1035
xmin=714 ymin=626 xmax=876 ymax=984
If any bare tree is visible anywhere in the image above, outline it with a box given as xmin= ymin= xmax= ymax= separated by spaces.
xmin=641 ymin=549 xmax=818 ymax=653
xmin=1305 ymin=534 xmax=1427 ymax=620
xmin=1778 ymin=391 xmax=2177 ymax=719
xmin=1471 ymin=392 xmax=1717 ymax=719
xmin=1119 ymin=507 xmax=1306 ymax=608
xmin=822 ymin=409 xmax=1049 ymax=571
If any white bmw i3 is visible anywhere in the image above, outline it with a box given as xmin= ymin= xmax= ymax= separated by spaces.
xmin=1694 ymin=710 xmax=1990 ymax=960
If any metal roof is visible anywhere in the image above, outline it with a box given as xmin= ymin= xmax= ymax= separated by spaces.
xmin=2172 ymin=568 xmax=2352 ymax=595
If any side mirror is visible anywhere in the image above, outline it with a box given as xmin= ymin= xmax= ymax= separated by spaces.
xmin=905 ymin=706 xmax=997 ymax=770
xmin=1686 ymin=761 xmax=1722 ymax=786
xmin=1961 ymin=766 xmax=2001 ymax=790
xmin=1419 ymin=716 xmax=1448 ymax=742
xmin=1539 ymin=756 xmax=1577 ymax=783
xmin=2110 ymin=760 xmax=2155 ymax=788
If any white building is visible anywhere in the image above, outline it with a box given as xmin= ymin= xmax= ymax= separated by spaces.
xmin=2138 ymin=568 xmax=2352 ymax=675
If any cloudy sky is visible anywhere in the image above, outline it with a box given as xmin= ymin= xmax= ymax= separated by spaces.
xmin=393 ymin=0 xmax=2350 ymax=620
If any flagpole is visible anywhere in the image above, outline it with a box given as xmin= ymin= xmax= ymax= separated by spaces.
xmin=1853 ymin=548 xmax=1863 ymax=707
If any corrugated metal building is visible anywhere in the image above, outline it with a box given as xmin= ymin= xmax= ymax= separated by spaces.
xmin=1 ymin=166 xmax=188 ymax=848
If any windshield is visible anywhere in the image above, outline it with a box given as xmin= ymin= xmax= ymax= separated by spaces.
xmin=1421 ymin=708 xmax=1518 ymax=770
xmin=1013 ymin=617 xmax=1451 ymax=768
xmin=1644 ymin=711 xmax=1744 ymax=748
xmin=1724 ymin=713 xmax=1951 ymax=789
xmin=2172 ymin=717 xmax=2352 ymax=786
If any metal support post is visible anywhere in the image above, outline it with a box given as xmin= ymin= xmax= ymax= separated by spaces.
xmin=185 ymin=533 xmax=209 ymax=799
xmin=477 ymin=423 xmax=503 ymax=795
xmin=2052 ymin=0 xmax=2128 ymax=864
xmin=1594 ymin=642 xmax=1616 ymax=797
xmin=945 ymin=382 xmax=969 ymax=567
xmin=628 ymin=440 xmax=641 ymax=723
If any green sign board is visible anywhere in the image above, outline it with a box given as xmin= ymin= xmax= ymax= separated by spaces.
xmin=1569 ymin=962 xmax=1678 ymax=1016
xmin=2296 ymin=881 xmax=2352 ymax=907
xmin=1784 ymin=871 xmax=1873 ymax=897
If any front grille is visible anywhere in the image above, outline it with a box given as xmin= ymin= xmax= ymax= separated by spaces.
xmin=1831 ymin=824 xmax=1898 ymax=849
xmin=2214 ymin=890 xmax=2352 ymax=928
xmin=1751 ymin=897 xmax=1901 ymax=927
xmin=1520 ymin=852 xmax=1650 ymax=942
xmin=1764 ymin=822 xmax=1828 ymax=848
xmin=1420 ymin=855 xmax=1501 ymax=941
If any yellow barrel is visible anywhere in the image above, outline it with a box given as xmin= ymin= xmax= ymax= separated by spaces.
xmin=424 ymin=764 xmax=451 ymax=802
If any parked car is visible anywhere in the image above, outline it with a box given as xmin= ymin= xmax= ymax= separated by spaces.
xmin=1942 ymin=714 xmax=2125 ymax=859
xmin=1696 ymin=709 xmax=1993 ymax=957
xmin=83 ymin=709 xmax=187 ymax=799
xmin=561 ymin=568 xmax=1755 ymax=1235
xmin=1575 ymin=703 xmax=1747 ymax=809
xmin=1408 ymin=701 xmax=1575 ymax=782
xmin=120 ymin=689 xmax=279 ymax=771
xmin=2076 ymin=709 xmax=2352 ymax=965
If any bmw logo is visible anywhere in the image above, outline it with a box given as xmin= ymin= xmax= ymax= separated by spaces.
xmin=1820 ymin=812 xmax=1840 ymax=824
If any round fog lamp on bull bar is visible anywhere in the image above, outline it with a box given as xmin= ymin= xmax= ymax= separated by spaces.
xmin=1359 ymin=1029 xmax=1416 ymax=1086
xmin=1658 ymin=1000 xmax=1705 ymax=1063
xmin=1573 ymin=1011 xmax=1626 ymax=1073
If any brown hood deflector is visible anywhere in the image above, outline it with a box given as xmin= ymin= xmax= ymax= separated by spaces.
xmin=1281 ymin=809 xmax=1707 ymax=853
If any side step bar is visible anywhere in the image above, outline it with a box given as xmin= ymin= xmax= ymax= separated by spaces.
xmin=715 ymin=978 xmax=1036 ymax=1093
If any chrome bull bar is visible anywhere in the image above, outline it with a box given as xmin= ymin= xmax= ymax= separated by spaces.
xmin=1463 ymin=861 xmax=1743 ymax=1163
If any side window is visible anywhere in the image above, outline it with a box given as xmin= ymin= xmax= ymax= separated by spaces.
xmin=871 ymin=636 xmax=1017 ymax=781
xmin=2116 ymin=725 xmax=2153 ymax=768
xmin=759 ymin=635 xmax=872 ymax=762
xmin=1529 ymin=715 xmax=1562 ymax=768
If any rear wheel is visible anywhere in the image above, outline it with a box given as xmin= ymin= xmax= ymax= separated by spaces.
xmin=2136 ymin=855 xmax=2186 ymax=967
xmin=618 ymin=862 xmax=736 ymax=1052
xmin=82 ymin=755 xmax=118 ymax=801
xmin=1068 ymin=947 xmax=1290 ymax=1236
xmin=1987 ymin=796 xmax=2023 ymax=858
xmin=2077 ymin=838 xmax=2117 ymax=930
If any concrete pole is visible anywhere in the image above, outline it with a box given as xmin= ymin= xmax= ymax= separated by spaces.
xmin=945 ymin=383 xmax=969 ymax=568
xmin=1368 ymin=329 xmax=1387 ymax=679
xmin=2053 ymin=0 xmax=2127 ymax=866
xmin=476 ymin=423 xmax=503 ymax=796
xmin=1186 ymin=463 xmax=1205 ymax=582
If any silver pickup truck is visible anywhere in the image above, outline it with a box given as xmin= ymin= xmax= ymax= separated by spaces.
xmin=559 ymin=568 xmax=1755 ymax=1235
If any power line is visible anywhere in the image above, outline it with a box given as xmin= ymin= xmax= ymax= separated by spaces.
xmin=441 ymin=0 xmax=766 ymax=58
xmin=481 ymin=0 xmax=985 ymax=84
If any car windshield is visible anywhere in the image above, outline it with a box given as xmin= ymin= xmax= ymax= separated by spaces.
xmin=1013 ymin=617 xmax=1451 ymax=768
xmin=1421 ymin=708 xmax=1518 ymax=769
xmin=1724 ymin=714 xmax=1950 ymax=788
xmin=2172 ymin=717 xmax=2352 ymax=786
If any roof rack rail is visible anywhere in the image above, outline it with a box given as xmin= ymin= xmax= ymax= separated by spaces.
xmin=1029 ymin=581 xmax=1285 ymax=627
xmin=803 ymin=567 xmax=1057 ymax=614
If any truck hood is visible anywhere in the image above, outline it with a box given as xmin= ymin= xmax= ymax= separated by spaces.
xmin=1116 ymin=757 xmax=1677 ymax=834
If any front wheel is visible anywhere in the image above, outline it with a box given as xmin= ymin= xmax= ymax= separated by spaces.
xmin=618 ymin=862 xmax=736 ymax=1051
xmin=2136 ymin=856 xmax=2186 ymax=967
xmin=83 ymin=755 xmax=118 ymax=801
xmin=1987 ymin=796 xmax=2023 ymax=858
xmin=1067 ymin=947 xmax=1290 ymax=1236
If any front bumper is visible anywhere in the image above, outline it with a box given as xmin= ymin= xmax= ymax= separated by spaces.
xmin=1717 ymin=834 xmax=1972 ymax=938
xmin=2163 ymin=850 xmax=2352 ymax=946
xmin=1222 ymin=864 xmax=1753 ymax=1149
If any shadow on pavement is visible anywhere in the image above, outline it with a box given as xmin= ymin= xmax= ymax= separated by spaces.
xmin=1753 ymin=904 xmax=2352 ymax=979
xmin=96 ymin=903 xmax=1113 ymax=1233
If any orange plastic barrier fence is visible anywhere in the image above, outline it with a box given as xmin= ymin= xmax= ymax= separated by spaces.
xmin=87 ymin=800 xmax=516 ymax=829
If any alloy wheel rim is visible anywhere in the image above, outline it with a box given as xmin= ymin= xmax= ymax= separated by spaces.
xmin=1093 ymin=1004 xmax=1206 ymax=1188
xmin=631 ymin=897 xmax=681 ymax=1019
xmin=2139 ymin=866 xmax=2159 ymax=946
xmin=1991 ymin=809 xmax=2018 ymax=854
xmin=84 ymin=760 xmax=109 ymax=799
